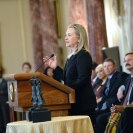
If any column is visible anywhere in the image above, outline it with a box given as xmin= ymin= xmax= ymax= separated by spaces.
xmin=29 ymin=0 xmax=58 ymax=71
xmin=86 ymin=0 xmax=108 ymax=63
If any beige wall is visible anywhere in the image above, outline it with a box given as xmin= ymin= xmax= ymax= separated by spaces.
xmin=0 ymin=0 xmax=70 ymax=73
xmin=0 ymin=0 xmax=33 ymax=74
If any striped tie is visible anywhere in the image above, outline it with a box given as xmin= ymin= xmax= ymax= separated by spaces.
xmin=123 ymin=78 xmax=133 ymax=105
xmin=105 ymin=77 xmax=111 ymax=96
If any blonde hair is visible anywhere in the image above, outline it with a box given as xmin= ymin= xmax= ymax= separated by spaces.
xmin=67 ymin=24 xmax=89 ymax=52
xmin=96 ymin=64 xmax=104 ymax=72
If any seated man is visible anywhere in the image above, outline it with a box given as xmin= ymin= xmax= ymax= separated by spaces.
xmin=96 ymin=53 xmax=133 ymax=133
xmin=95 ymin=58 xmax=128 ymax=114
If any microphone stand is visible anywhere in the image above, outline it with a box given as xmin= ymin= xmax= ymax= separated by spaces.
xmin=35 ymin=54 xmax=54 ymax=72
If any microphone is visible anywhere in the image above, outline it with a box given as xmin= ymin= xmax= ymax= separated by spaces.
xmin=35 ymin=54 xmax=54 ymax=72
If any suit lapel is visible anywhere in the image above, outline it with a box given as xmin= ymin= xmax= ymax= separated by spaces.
xmin=107 ymin=72 xmax=118 ymax=95
xmin=124 ymin=77 xmax=131 ymax=95
xmin=129 ymin=86 xmax=133 ymax=104
xmin=128 ymin=77 xmax=133 ymax=104
xmin=63 ymin=55 xmax=77 ymax=80
xmin=64 ymin=55 xmax=76 ymax=70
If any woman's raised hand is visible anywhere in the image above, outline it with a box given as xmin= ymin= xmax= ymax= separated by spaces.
xmin=43 ymin=55 xmax=57 ymax=69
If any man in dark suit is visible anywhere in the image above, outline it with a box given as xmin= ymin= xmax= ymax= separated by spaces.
xmin=96 ymin=58 xmax=128 ymax=114
xmin=96 ymin=53 xmax=133 ymax=133
xmin=0 ymin=67 xmax=10 ymax=133
xmin=95 ymin=58 xmax=128 ymax=133
xmin=113 ymin=53 xmax=133 ymax=133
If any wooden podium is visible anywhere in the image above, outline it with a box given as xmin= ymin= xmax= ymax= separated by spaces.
xmin=6 ymin=72 xmax=75 ymax=121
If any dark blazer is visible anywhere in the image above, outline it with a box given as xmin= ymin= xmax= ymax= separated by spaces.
xmin=116 ymin=77 xmax=133 ymax=133
xmin=121 ymin=76 xmax=133 ymax=104
xmin=99 ymin=71 xmax=129 ymax=110
xmin=0 ymin=78 xmax=8 ymax=104
xmin=54 ymin=49 xmax=97 ymax=115
xmin=96 ymin=75 xmax=132 ymax=133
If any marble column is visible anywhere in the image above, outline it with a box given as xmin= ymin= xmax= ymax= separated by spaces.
xmin=68 ymin=0 xmax=88 ymax=30
xmin=29 ymin=0 xmax=58 ymax=72
xmin=86 ymin=0 xmax=108 ymax=63
xmin=68 ymin=0 xmax=108 ymax=63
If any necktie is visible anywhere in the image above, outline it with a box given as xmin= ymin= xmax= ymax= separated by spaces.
xmin=101 ymin=78 xmax=111 ymax=110
xmin=123 ymin=78 xmax=133 ymax=105
xmin=105 ymin=78 xmax=111 ymax=96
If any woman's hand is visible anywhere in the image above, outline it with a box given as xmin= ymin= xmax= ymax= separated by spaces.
xmin=43 ymin=55 xmax=57 ymax=69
